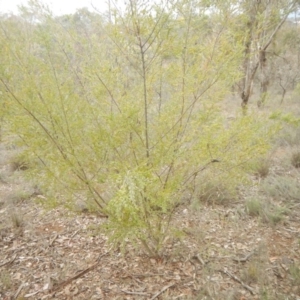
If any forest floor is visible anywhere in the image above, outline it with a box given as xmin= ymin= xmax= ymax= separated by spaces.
xmin=1 ymin=101 xmax=300 ymax=300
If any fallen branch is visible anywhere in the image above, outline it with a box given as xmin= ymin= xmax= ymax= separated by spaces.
xmin=14 ymin=283 xmax=25 ymax=299
xmin=24 ymin=290 xmax=40 ymax=298
xmin=150 ymin=283 xmax=175 ymax=300
xmin=219 ymin=269 xmax=256 ymax=295
xmin=132 ymin=273 xmax=166 ymax=277
xmin=50 ymin=252 xmax=109 ymax=292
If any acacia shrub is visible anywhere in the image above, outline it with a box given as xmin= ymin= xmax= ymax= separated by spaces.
xmin=0 ymin=1 xmax=279 ymax=256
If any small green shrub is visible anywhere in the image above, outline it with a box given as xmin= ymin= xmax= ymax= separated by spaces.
xmin=246 ymin=198 xmax=263 ymax=216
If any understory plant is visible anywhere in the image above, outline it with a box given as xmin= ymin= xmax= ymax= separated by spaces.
xmin=0 ymin=0 xmax=279 ymax=256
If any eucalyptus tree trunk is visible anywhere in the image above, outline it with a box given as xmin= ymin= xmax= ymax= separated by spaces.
xmin=239 ymin=0 xmax=298 ymax=110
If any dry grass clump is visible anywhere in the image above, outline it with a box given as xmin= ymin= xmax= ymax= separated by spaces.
xmin=9 ymin=209 xmax=24 ymax=228
xmin=245 ymin=198 xmax=263 ymax=216
xmin=245 ymin=197 xmax=287 ymax=225
xmin=260 ymin=205 xmax=287 ymax=225
xmin=6 ymin=189 xmax=33 ymax=205
xmin=195 ymin=182 xmax=233 ymax=206
xmin=260 ymin=175 xmax=300 ymax=202
xmin=276 ymin=126 xmax=300 ymax=147
xmin=291 ymin=151 xmax=300 ymax=168
xmin=0 ymin=171 xmax=8 ymax=183
xmin=249 ymin=158 xmax=271 ymax=178
xmin=9 ymin=159 xmax=29 ymax=172
xmin=7 ymin=150 xmax=33 ymax=173
xmin=242 ymin=261 xmax=262 ymax=284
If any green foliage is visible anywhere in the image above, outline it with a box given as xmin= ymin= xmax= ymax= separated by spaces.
xmin=269 ymin=111 xmax=300 ymax=127
xmin=0 ymin=1 xmax=279 ymax=256
xmin=104 ymin=168 xmax=176 ymax=255
xmin=192 ymin=113 xmax=279 ymax=201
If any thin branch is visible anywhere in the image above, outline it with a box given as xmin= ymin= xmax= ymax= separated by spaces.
xmin=150 ymin=283 xmax=175 ymax=300
xmin=0 ymin=80 xmax=67 ymax=160
xmin=95 ymin=72 xmax=122 ymax=113
xmin=262 ymin=1 xmax=297 ymax=52
xmin=219 ymin=269 xmax=256 ymax=295
xmin=120 ymin=289 xmax=149 ymax=296
xmin=233 ymin=251 xmax=255 ymax=263
xmin=143 ymin=1 xmax=169 ymax=49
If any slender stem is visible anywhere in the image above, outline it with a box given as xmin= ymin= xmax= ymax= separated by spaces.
xmin=141 ymin=50 xmax=150 ymax=159
xmin=130 ymin=0 xmax=150 ymax=159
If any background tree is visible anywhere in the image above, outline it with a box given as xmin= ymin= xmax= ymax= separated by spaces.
xmin=271 ymin=18 xmax=300 ymax=103
xmin=214 ymin=0 xmax=300 ymax=109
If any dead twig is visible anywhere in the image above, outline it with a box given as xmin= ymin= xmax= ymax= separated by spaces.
xmin=219 ymin=269 xmax=256 ymax=295
xmin=50 ymin=264 xmax=98 ymax=292
xmin=120 ymin=289 xmax=149 ymax=296
xmin=150 ymin=283 xmax=175 ymax=300
xmin=70 ymin=229 xmax=80 ymax=239
xmin=233 ymin=251 xmax=255 ymax=263
xmin=133 ymin=273 xmax=166 ymax=277
xmin=49 ymin=233 xmax=58 ymax=246
xmin=67 ymin=229 xmax=81 ymax=246
xmin=190 ymin=254 xmax=206 ymax=265
xmin=50 ymin=252 xmax=109 ymax=292
xmin=0 ymin=254 xmax=17 ymax=267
